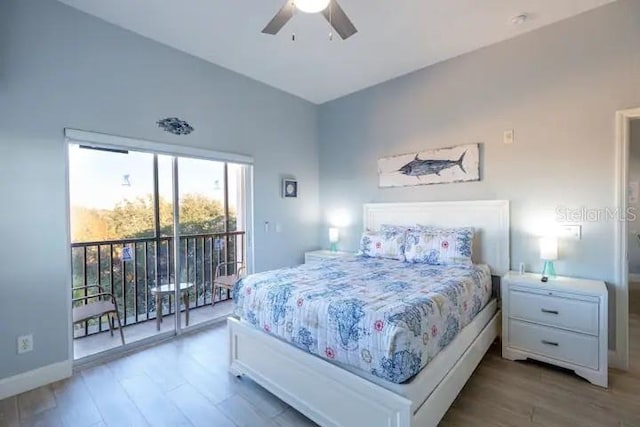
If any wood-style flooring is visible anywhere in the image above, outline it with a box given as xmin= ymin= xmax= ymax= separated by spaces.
xmin=1 ymin=290 xmax=639 ymax=427
xmin=74 ymin=301 xmax=234 ymax=361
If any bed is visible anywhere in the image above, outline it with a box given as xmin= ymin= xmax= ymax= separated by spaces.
xmin=232 ymin=258 xmax=493 ymax=384
xmin=228 ymin=200 xmax=510 ymax=427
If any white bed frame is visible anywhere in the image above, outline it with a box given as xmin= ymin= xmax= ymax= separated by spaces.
xmin=228 ymin=200 xmax=510 ymax=427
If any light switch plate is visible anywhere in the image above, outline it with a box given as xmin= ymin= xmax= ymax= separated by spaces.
xmin=558 ymin=225 xmax=581 ymax=240
xmin=504 ymin=129 xmax=514 ymax=144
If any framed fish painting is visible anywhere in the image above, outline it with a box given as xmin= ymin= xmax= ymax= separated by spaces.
xmin=378 ymin=143 xmax=480 ymax=188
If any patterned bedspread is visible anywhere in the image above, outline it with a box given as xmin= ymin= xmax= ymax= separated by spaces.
xmin=232 ymin=256 xmax=492 ymax=384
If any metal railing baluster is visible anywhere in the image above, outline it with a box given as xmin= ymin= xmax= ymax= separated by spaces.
xmin=144 ymin=241 xmax=149 ymax=321
xmin=133 ymin=242 xmax=138 ymax=323
xmin=71 ymin=231 xmax=244 ymax=338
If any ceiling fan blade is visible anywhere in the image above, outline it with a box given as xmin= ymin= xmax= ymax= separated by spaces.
xmin=262 ymin=1 xmax=295 ymax=35
xmin=322 ymin=0 xmax=358 ymax=40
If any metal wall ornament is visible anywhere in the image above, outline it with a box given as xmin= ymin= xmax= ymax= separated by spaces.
xmin=157 ymin=117 xmax=194 ymax=135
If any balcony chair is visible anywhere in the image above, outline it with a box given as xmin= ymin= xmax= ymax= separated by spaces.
xmin=213 ymin=261 xmax=246 ymax=306
xmin=72 ymin=284 xmax=125 ymax=345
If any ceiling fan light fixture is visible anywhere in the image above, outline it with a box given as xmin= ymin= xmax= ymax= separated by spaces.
xmin=295 ymin=0 xmax=330 ymax=14
xmin=262 ymin=0 xmax=356 ymax=40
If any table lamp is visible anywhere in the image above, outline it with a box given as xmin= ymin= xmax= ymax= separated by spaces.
xmin=540 ymin=236 xmax=558 ymax=281
xmin=329 ymin=227 xmax=339 ymax=252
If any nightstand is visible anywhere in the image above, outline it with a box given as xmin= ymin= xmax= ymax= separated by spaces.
xmin=304 ymin=250 xmax=353 ymax=264
xmin=501 ymin=272 xmax=608 ymax=387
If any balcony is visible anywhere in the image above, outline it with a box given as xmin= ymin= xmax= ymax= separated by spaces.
xmin=73 ymin=300 xmax=234 ymax=359
xmin=72 ymin=231 xmax=244 ymax=360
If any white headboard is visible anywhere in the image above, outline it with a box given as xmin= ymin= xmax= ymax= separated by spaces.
xmin=363 ymin=200 xmax=510 ymax=275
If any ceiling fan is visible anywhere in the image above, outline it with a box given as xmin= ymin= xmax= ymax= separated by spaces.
xmin=262 ymin=0 xmax=358 ymax=40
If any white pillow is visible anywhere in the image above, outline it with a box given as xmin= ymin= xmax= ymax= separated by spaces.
xmin=404 ymin=227 xmax=474 ymax=265
xmin=359 ymin=230 xmax=406 ymax=261
xmin=380 ymin=224 xmax=412 ymax=233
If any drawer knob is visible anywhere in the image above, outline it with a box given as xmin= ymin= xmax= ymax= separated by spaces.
xmin=541 ymin=308 xmax=559 ymax=315
xmin=541 ymin=340 xmax=559 ymax=347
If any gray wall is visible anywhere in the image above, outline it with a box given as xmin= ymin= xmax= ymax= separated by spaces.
xmin=319 ymin=0 xmax=640 ymax=349
xmin=629 ymin=120 xmax=640 ymax=274
xmin=0 ymin=0 xmax=319 ymax=380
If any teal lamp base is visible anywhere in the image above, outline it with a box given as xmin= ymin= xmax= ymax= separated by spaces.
xmin=330 ymin=242 xmax=338 ymax=252
xmin=542 ymin=260 xmax=556 ymax=279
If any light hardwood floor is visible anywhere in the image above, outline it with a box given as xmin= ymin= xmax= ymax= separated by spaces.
xmin=74 ymin=301 xmax=234 ymax=361
xmin=1 ymin=292 xmax=639 ymax=427
xmin=440 ymin=288 xmax=640 ymax=427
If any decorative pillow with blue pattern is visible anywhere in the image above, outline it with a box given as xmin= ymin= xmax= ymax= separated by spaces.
xmin=404 ymin=227 xmax=474 ymax=266
xmin=359 ymin=230 xmax=406 ymax=261
xmin=380 ymin=224 xmax=415 ymax=233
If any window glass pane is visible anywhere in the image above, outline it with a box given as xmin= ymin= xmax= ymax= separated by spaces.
xmin=177 ymin=157 xmax=226 ymax=234
xmin=227 ymin=163 xmax=245 ymax=232
xmin=68 ymin=145 xmax=155 ymax=242
xmin=158 ymin=154 xmax=174 ymax=237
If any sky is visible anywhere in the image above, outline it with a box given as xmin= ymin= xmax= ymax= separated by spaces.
xmin=68 ymin=144 xmax=240 ymax=210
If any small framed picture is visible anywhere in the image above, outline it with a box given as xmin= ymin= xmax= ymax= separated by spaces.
xmin=282 ymin=179 xmax=298 ymax=198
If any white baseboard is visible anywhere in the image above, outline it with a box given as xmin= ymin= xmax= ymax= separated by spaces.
xmin=608 ymin=350 xmax=628 ymax=371
xmin=0 ymin=360 xmax=72 ymax=400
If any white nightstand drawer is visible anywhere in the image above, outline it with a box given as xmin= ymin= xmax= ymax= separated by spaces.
xmin=509 ymin=290 xmax=599 ymax=336
xmin=502 ymin=272 xmax=608 ymax=387
xmin=508 ymin=319 xmax=599 ymax=370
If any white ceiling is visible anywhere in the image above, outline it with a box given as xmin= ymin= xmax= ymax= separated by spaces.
xmin=57 ymin=0 xmax=616 ymax=104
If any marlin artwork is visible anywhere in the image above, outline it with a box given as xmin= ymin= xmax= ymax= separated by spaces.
xmin=378 ymin=143 xmax=480 ymax=188
xmin=398 ymin=151 xmax=466 ymax=177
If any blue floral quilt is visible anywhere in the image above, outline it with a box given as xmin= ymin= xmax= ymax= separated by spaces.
xmin=232 ymin=256 xmax=492 ymax=384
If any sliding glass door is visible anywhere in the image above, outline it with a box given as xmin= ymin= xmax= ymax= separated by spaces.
xmin=174 ymin=157 xmax=247 ymax=330
xmin=69 ymin=144 xmax=249 ymax=359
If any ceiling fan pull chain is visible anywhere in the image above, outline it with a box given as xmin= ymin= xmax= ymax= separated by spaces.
xmin=291 ymin=0 xmax=297 ymax=41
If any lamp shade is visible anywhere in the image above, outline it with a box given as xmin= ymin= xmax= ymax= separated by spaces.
xmin=539 ymin=237 xmax=558 ymax=261
xmin=329 ymin=227 xmax=339 ymax=244
xmin=329 ymin=209 xmax=350 ymax=228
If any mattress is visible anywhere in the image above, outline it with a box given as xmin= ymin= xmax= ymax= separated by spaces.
xmin=232 ymin=256 xmax=492 ymax=384
xmin=337 ymin=298 xmax=498 ymax=414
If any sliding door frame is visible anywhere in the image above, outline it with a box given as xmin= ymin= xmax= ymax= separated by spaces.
xmin=171 ymin=157 xmax=182 ymax=334
xmin=64 ymin=128 xmax=255 ymax=362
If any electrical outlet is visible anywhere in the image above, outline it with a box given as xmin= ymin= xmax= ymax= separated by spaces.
xmin=17 ymin=334 xmax=33 ymax=354
xmin=504 ymin=129 xmax=515 ymax=144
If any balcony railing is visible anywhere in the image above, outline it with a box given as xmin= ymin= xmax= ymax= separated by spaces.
xmin=71 ymin=231 xmax=245 ymax=338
